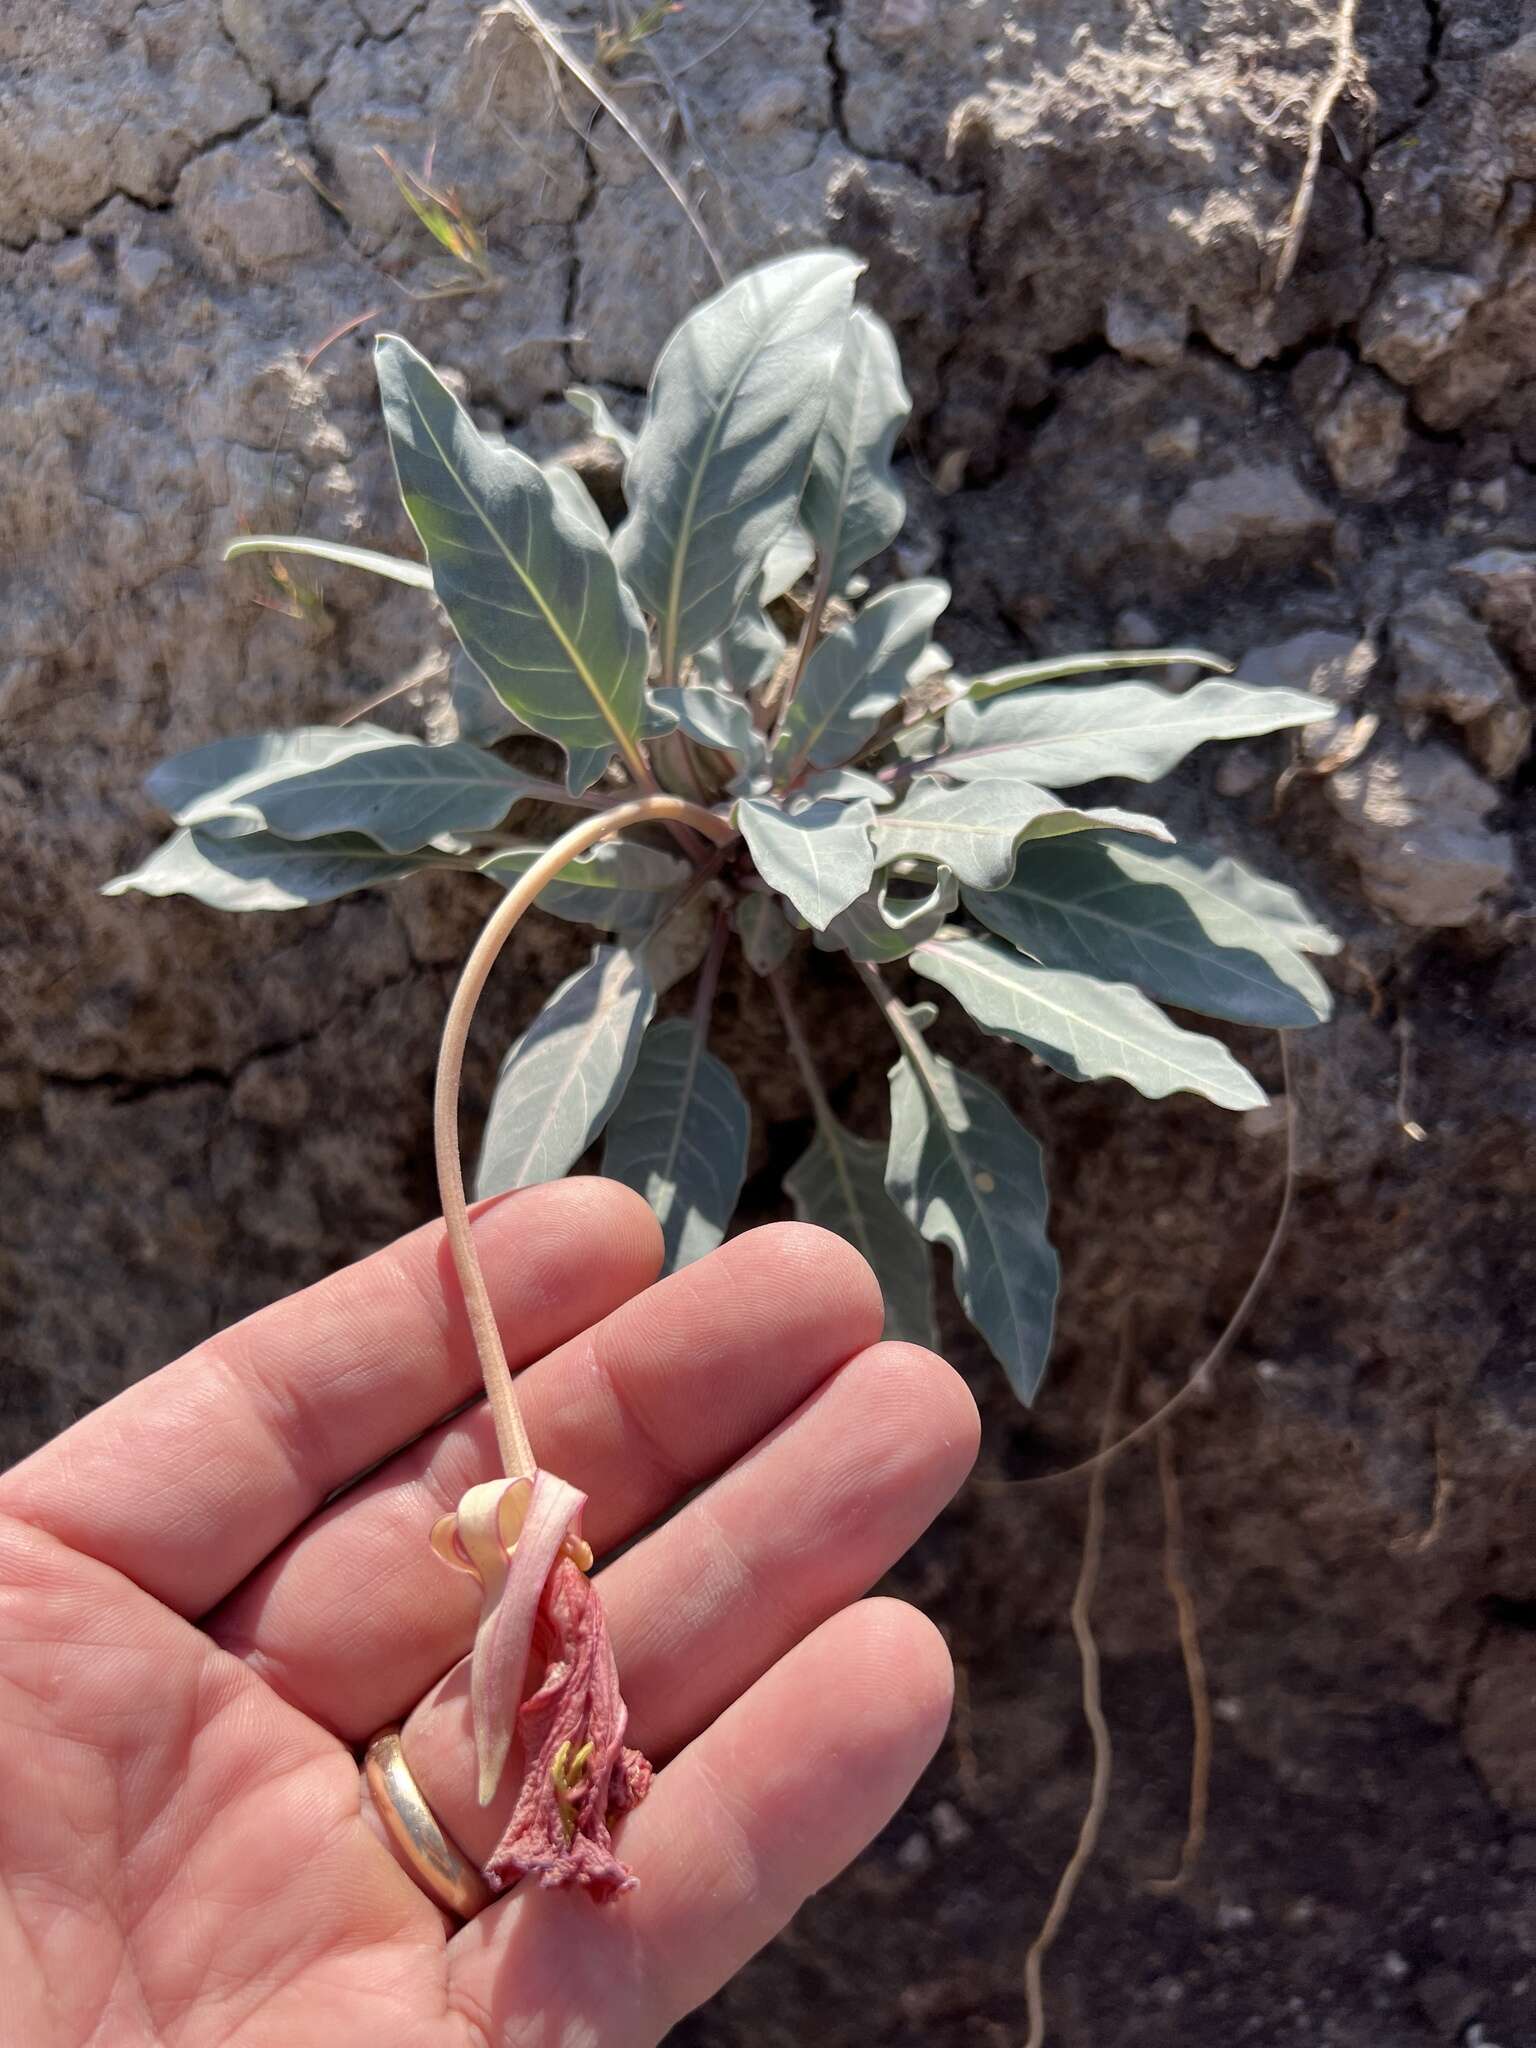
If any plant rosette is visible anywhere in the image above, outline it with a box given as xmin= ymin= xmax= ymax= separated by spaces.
xmin=110 ymin=251 xmax=1340 ymax=1897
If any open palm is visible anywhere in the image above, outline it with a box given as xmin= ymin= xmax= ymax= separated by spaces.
xmin=0 ymin=1181 xmax=977 ymax=2046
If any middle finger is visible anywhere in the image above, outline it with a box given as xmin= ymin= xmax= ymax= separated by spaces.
xmin=210 ymin=1223 xmax=884 ymax=1736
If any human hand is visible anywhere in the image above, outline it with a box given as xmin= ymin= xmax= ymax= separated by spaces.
xmin=0 ymin=1183 xmax=978 ymax=2046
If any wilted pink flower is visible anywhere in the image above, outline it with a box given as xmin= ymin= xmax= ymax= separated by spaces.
xmin=485 ymin=1554 xmax=651 ymax=1902
xmin=431 ymin=1467 xmax=650 ymax=1903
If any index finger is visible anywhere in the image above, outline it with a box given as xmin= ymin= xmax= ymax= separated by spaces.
xmin=0 ymin=1178 xmax=662 ymax=1615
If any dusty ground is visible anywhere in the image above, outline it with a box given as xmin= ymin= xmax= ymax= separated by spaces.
xmin=4 ymin=0 xmax=1536 ymax=2040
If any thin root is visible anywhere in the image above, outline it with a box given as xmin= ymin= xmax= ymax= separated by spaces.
xmin=1270 ymin=0 xmax=1367 ymax=294
xmin=1147 ymin=1425 xmax=1211 ymax=1894
xmin=1022 ymin=1340 xmax=1126 ymax=2048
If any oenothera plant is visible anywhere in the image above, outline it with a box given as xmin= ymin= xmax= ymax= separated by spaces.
xmin=110 ymin=248 xmax=1339 ymax=1405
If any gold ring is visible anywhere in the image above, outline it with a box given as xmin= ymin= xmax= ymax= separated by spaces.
xmin=364 ymin=1725 xmax=493 ymax=1920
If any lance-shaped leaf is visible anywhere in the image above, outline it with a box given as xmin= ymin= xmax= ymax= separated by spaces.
xmin=147 ymin=724 xmax=395 ymax=822
xmin=884 ymin=1037 xmax=1058 ymax=1403
xmin=762 ymin=528 xmax=815 ymax=599
xmin=943 ymin=678 xmax=1331 ymax=788
xmin=912 ymin=932 xmax=1266 ymax=1109
xmin=797 ymin=766 xmax=895 ymax=807
xmin=692 ymin=534 xmax=809 ymax=695
xmin=451 ymin=649 xmax=524 ymax=745
xmin=481 ymin=839 xmax=690 ymax=931
xmin=800 ymin=306 xmax=911 ymax=594
xmin=602 ymin=1018 xmax=750 ymax=1271
xmin=476 ymin=945 xmax=655 ymax=1196
xmin=159 ymin=728 xmax=541 ymax=852
xmin=962 ymin=647 xmax=1232 ymax=700
xmin=817 ymin=870 xmax=958 ymax=962
xmin=966 ymin=835 xmax=1334 ymax=1027
xmin=541 ymin=461 xmax=610 ymax=543
xmin=566 ymin=385 xmax=636 ymax=459
xmin=650 ymin=685 xmax=766 ymax=787
xmin=103 ymin=827 xmax=439 ymax=910
xmin=613 ymin=251 xmax=861 ymax=680
xmin=737 ymin=795 xmax=876 ymax=928
xmin=785 ymin=1117 xmax=935 ymax=1347
xmin=775 ymin=579 xmax=950 ymax=776
xmin=869 ymin=776 xmax=1170 ymax=891
xmin=734 ymin=891 xmax=797 ymax=974
xmin=693 ymin=609 xmax=785 ymax=696
xmin=375 ymin=335 xmax=650 ymax=788
xmin=223 ymin=533 xmax=433 ymax=588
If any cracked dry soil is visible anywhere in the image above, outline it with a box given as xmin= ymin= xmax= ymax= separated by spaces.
xmin=4 ymin=0 xmax=1536 ymax=2042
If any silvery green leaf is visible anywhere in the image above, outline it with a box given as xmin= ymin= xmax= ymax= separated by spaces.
xmin=912 ymin=932 xmax=1266 ymax=1109
xmin=966 ymin=835 xmax=1334 ymax=1026
xmin=797 ymin=767 xmax=895 ymax=806
xmin=566 ymin=385 xmax=636 ymax=459
xmin=146 ymin=724 xmax=395 ymax=821
xmin=818 ymin=871 xmax=958 ymax=962
xmin=692 ymin=609 xmax=786 ymax=696
xmin=943 ymin=679 xmax=1331 ymax=788
xmin=451 ymin=650 xmax=523 ymax=744
xmin=602 ymin=1018 xmax=750 ymax=1271
xmin=476 ymin=945 xmax=654 ymax=1196
xmin=223 ymin=534 xmax=433 ymax=589
xmin=884 ymin=1038 xmax=1058 ymax=1402
xmin=870 ymin=776 xmax=1170 ymax=891
xmin=482 ymin=839 xmax=690 ymax=930
xmin=800 ymin=306 xmax=910 ymax=593
xmin=785 ymin=1116 xmax=935 ymax=1347
xmin=884 ymin=717 xmax=945 ymax=761
xmin=734 ymin=891 xmax=797 ymax=973
xmin=650 ymin=685 xmax=766 ymax=786
xmin=375 ymin=335 xmax=649 ymax=790
xmin=737 ymin=795 xmax=876 ymax=928
xmin=775 ymin=579 xmax=950 ymax=776
xmin=163 ymin=729 xmax=540 ymax=852
xmin=762 ymin=528 xmax=815 ymax=599
xmin=962 ymin=647 xmax=1233 ymax=700
xmin=613 ymin=251 xmax=862 ymax=680
xmin=103 ymin=828 xmax=438 ymax=910
xmin=541 ymin=461 xmax=610 ymax=543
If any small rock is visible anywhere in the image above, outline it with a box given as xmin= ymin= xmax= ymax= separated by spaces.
xmin=1215 ymin=744 xmax=1269 ymax=796
xmin=1112 ymin=607 xmax=1162 ymax=648
xmin=1315 ymin=372 xmax=1409 ymax=498
xmin=1143 ymin=415 xmax=1202 ymax=465
xmin=1464 ymin=1632 xmax=1536 ymax=1814
xmin=1290 ymin=346 xmax=1352 ymax=423
xmin=1167 ymin=463 xmax=1334 ymax=565
xmin=1326 ymin=736 xmax=1515 ymax=928
xmin=872 ymin=0 xmax=932 ymax=38
xmin=1479 ymin=476 xmax=1510 ymax=515
xmin=116 ymin=243 xmax=172 ymax=303
xmin=49 ymin=238 xmax=96 ymax=285
xmin=1452 ymin=548 xmax=1536 ymax=673
xmin=1105 ymin=293 xmax=1187 ymax=367
xmin=929 ymin=1800 xmax=971 ymax=1848
xmin=738 ymin=76 xmax=807 ymax=135
xmin=1380 ymin=1950 xmax=1412 ymax=1983
xmin=1415 ymin=1967 xmax=1482 ymax=2037
xmin=1238 ymin=629 xmax=1375 ymax=705
xmin=1360 ymin=269 xmax=1483 ymax=386
xmin=896 ymin=1831 xmax=934 ymax=1873
xmin=1215 ymin=1898 xmax=1255 ymax=1931
xmin=1391 ymin=593 xmax=1531 ymax=779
